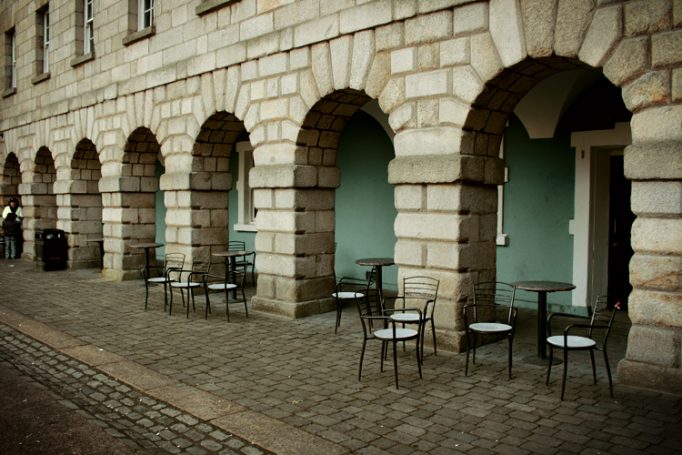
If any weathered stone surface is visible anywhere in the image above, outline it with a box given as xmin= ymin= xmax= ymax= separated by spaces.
xmin=603 ymin=37 xmax=648 ymax=86
xmin=631 ymin=181 xmax=682 ymax=215
xmin=578 ymin=3 xmax=623 ymax=68
xmin=618 ymin=359 xmax=682 ymax=395
xmin=652 ymin=29 xmax=682 ymax=67
xmin=625 ymin=141 xmax=682 ymax=179
xmin=520 ymin=0 xmax=556 ymax=57
xmin=554 ymin=0 xmax=594 ymax=57
xmin=629 ymin=106 xmax=682 ymax=142
xmin=489 ymin=0 xmax=526 ymax=67
xmin=625 ymin=325 xmax=680 ymax=367
xmin=630 ymin=254 xmax=682 ymax=292
xmin=624 ymin=0 xmax=672 ymax=37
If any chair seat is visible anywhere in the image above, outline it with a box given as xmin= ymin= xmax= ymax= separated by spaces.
xmin=374 ymin=327 xmax=418 ymax=341
xmin=147 ymin=276 xmax=172 ymax=284
xmin=208 ymin=283 xmax=237 ymax=291
xmin=547 ymin=335 xmax=596 ymax=349
xmin=390 ymin=313 xmax=422 ymax=323
xmin=171 ymin=281 xmax=202 ymax=288
xmin=469 ymin=322 xmax=512 ymax=333
xmin=332 ymin=291 xmax=365 ymax=300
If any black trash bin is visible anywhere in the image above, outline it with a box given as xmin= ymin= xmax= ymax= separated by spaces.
xmin=35 ymin=229 xmax=67 ymax=271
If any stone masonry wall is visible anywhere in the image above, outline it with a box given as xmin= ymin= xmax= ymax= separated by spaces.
xmin=0 ymin=0 xmax=680 ymax=393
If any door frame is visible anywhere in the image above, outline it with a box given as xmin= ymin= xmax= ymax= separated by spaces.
xmin=569 ymin=122 xmax=631 ymax=308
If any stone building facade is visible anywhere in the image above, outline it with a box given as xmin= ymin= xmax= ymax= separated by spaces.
xmin=0 ymin=0 xmax=680 ymax=394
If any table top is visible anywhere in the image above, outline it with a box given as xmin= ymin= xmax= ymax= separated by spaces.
xmin=513 ymin=281 xmax=575 ymax=292
xmin=130 ymin=242 xmax=164 ymax=249
xmin=356 ymin=258 xmax=395 ymax=267
xmin=212 ymin=250 xmax=249 ymax=258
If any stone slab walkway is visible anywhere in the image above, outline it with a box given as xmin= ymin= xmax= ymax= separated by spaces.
xmin=0 ymin=261 xmax=680 ymax=454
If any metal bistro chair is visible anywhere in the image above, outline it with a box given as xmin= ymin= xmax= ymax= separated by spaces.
xmin=463 ymin=281 xmax=517 ymax=379
xmin=228 ymin=240 xmax=256 ymax=285
xmin=332 ymin=268 xmax=378 ymax=334
xmin=385 ymin=276 xmax=439 ymax=359
xmin=144 ymin=252 xmax=185 ymax=312
xmin=205 ymin=268 xmax=248 ymax=322
xmin=355 ymin=291 xmax=422 ymax=389
xmin=546 ymin=295 xmax=618 ymax=400
xmin=169 ymin=258 xmax=211 ymax=318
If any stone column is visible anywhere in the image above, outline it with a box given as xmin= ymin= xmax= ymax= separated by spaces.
xmin=54 ymin=183 xmax=103 ymax=270
xmin=617 ymin=138 xmax=682 ymax=394
xmin=249 ymin=153 xmax=338 ymax=318
xmin=389 ymin=128 xmax=505 ymax=352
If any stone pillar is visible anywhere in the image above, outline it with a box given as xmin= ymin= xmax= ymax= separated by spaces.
xmin=388 ymin=128 xmax=505 ymax=352
xmin=249 ymin=160 xmax=338 ymax=318
xmin=617 ymin=139 xmax=682 ymax=394
xmin=54 ymin=184 xmax=103 ymax=270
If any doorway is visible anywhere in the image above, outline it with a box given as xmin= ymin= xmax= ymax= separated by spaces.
xmin=607 ymin=155 xmax=634 ymax=307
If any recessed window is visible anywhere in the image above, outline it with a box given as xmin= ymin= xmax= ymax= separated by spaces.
xmin=235 ymin=142 xmax=257 ymax=231
xmin=5 ymin=28 xmax=17 ymax=91
xmin=84 ymin=0 xmax=94 ymax=54
xmin=139 ymin=0 xmax=153 ymax=30
xmin=34 ymin=4 xmax=51 ymax=79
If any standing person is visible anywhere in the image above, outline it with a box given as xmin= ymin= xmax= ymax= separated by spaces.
xmin=2 ymin=197 xmax=23 ymax=259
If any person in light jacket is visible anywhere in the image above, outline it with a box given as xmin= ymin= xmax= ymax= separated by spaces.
xmin=2 ymin=197 xmax=23 ymax=259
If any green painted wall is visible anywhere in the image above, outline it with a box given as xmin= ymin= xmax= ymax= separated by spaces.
xmin=228 ymin=151 xmax=256 ymax=250
xmin=497 ymin=115 xmax=575 ymax=307
xmin=335 ymin=111 xmax=397 ymax=290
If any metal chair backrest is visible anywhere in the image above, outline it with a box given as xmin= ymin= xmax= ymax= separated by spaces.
xmin=165 ymin=252 xmax=185 ymax=281
xmin=472 ymin=281 xmax=516 ymax=324
xmin=587 ymin=295 xmax=617 ymax=346
xmin=228 ymin=240 xmax=246 ymax=251
xmin=401 ymin=276 xmax=439 ymax=315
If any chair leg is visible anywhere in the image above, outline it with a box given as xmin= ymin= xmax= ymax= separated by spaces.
xmin=144 ymin=281 xmax=149 ymax=310
xmin=464 ymin=332 xmax=471 ymax=376
xmin=358 ymin=339 xmax=367 ymax=381
xmin=561 ymin=347 xmax=569 ymax=400
xmin=507 ymin=334 xmax=513 ymax=380
xmin=546 ymin=346 xmax=553 ymax=386
xmin=204 ymin=292 xmax=211 ymax=320
xmin=334 ymin=296 xmax=341 ymax=334
xmin=603 ymin=349 xmax=614 ymax=398
xmin=242 ymin=288 xmax=248 ymax=318
xmin=472 ymin=332 xmax=478 ymax=365
xmin=225 ymin=289 xmax=231 ymax=322
xmin=589 ymin=350 xmax=597 ymax=385
xmin=380 ymin=341 xmax=386 ymax=372
xmin=415 ymin=338 xmax=422 ymax=379
xmin=431 ymin=319 xmax=437 ymax=356
xmin=392 ymin=340 xmax=399 ymax=389
xmin=163 ymin=282 xmax=168 ymax=312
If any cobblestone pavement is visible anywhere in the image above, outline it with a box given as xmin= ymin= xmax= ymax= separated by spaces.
xmin=1 ymin=261 xmax=681 ymax=455
xmin=0 ymin=324 xmax=271 ymax=455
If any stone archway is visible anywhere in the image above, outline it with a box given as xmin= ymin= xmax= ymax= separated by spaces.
xmin=67 ymin=139 xmax=103 ymax=269
xmin=1 ymin=152 xmax=21 ymax=206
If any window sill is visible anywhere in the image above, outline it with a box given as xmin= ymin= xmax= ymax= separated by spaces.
xmin=234 ymin=223 xmax=257 ymax=233
xmin=2 ymin=87 xmax=17 ymax=98
xmin=122 ymin=26 xmax=155 ymax=46
xmin=196 ymin=0 xmax=240 ymax=16
xmin=31 ymin=72 xmax=51 ymax=85
xmin=71 ymin=52 xmax=95 ymax=67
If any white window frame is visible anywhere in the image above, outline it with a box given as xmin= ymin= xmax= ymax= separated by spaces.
xmin=42 ymin=8 xmax=50 ymax=74
xmin=234 ymin=142 xmax=257 ymax=232
xmin=138 ymin=0 xmax=153 ymax=30
xmin=84 ymin=0 xmax=94 ymax=54
xmin=9 ymin=30 xmax=16 ymax=89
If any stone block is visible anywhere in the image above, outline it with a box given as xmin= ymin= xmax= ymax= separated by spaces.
xmin=451 ymin=66 xmax=484 ymax=104
xmin=630 ymin=254 xmax=682 ymax=292
xmin=631 ymin=181 xmax=682 ymax=215
xmin=375 ymin=23 xmax=404 ymax=51
xmin=673 ymin=68 xmax=682 ymax=102
xmin=578 ymin=4 xmax=622 ymax=68
xmin=625 ymin=324 xmax=680 ymax=367
xmin=630 ymin=106 xmax=682 ymax=143
xmin=625 ymin=141 xmax=682 ymax=179
xmin=388 ymin=103 xmax=415 ymax=132
xmin=470 ymin=32 xmax=503 ymax=82
xmin=520 ymin=0 xmax=556 ymax=57
xmin=395 ymin=212 xmax=460 ymax=241
xmin=624 ymin=0 xmax=672 ymax=37
xmin=632 ymin=217 xmax=682 ymax=255
xmin=426 ymin=184 xmax=460 ymax=211
xmin=394 ymin=184 xmax=424 ymax=210
xmin=603 ymin=37 xmax=648 ymax=86
xmin=349 ymin=30 xmax=375 ymax=90
xmin=405 ymin=69 xmax=450 ymax=99
xmin=440 ymin=38 xmax=470 ymax=67
xmin=294 ymin=15 xmax=339 ymax=48
xmin=339 ymin=0 xmax=392 ymax=35
xmin=652 ymin=29 xmax=682 ymax=68
xmin=394 ymin=239 xmax=425 ymax=267
xmin=391 ymin=48 xmax=416 ymax=74
xmin=453 ymin=2 xmax=488 ymax=36
xmin=617 ymin=359 xmax=682 ymax=395
xmin=489 ymin=0 xmax=526 ymax=67
xmin=250 ymin=164 xmax=317 ymax=188
xmin=405 ymin=10 xmax=453 ymax=45
xmin=317 ymin=166 xmax=340 ymax=188
xmin=426 ymin=240 xmax=459 ymax=270
xmin=365 ymin=51 xmax=391 ymax=100
xmin=330 ymin=35 xmax=352 ymax=90
xmin=394 ymin=127 xmax=462 ymax=156
xmin=554 ymin=0 xmax=594 ymax=57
